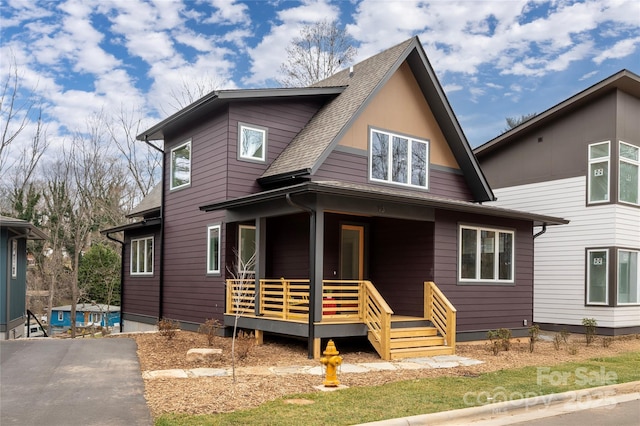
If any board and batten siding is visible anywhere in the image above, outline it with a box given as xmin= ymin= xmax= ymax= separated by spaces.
xmin=491 ymin=176 xmax=640 ymax=328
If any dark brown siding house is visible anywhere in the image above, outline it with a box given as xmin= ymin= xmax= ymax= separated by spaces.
xmin=104 ymin=37 xmax=567 ymax=359
xmin=475 ymin=70 xmax=640 ymax=336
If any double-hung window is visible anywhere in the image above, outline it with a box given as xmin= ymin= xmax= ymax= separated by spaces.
xmin=588 ymin=141 xmax=609 ymax=204
xmin=618 ymin=249 xmax=639 ymax=305
xmin=586 ymin=249 xmax=608 ymax=305
xmin=619 ymin=141 xmax=639 ymax=205
xmin=238 ymin=225 xmax=256 ymax=275
xmin=131 ymin=237 xmax=154 ymax=275
xmin=238 ymin=123 xmax=267 ymax=162
xmin=170 ymin=140 xmax=191 ymax=190
xmin=207 ymin=225 xmax=221 ymax=274
xmin=459 ymin=225 xmax=514 ymax=283
xmin=370 ymin=128 xmax=429 ymax=188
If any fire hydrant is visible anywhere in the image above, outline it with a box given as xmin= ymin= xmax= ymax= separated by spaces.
xmin=320 ymin=339 xmax=343 ymax=387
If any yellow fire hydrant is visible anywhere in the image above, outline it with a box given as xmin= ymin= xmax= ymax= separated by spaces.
xmin=320 ymin=339 xmax=343 ymax=387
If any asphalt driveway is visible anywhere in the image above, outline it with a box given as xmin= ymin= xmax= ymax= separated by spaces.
xmin=1 ymin=338 xmax=152 ymax=426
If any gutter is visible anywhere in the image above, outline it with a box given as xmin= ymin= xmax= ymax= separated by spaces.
xmin=533 ymin=223 xmax=547 ymax=239
xmin=285 ymin=193 xmax=317 ymax=359
xmin=104 ymin=232 xmax=125 ymax=333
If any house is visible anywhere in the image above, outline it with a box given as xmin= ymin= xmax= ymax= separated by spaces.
xmin=474 ymin=70 xmax=640 ymax=336
xmin=49 ymin=304 xmax=121 ymax=330
xmin=103 ymin=36 xmax=566 ymax=359
xmin=1 ymin=215 xmax=47 ymax=340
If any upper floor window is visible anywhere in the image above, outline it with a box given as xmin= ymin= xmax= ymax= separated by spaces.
xmin=57 ymin=311 xmax=64 ymax=322
xmin=11 ymin=239 xmax=17 ymax=278
xmin=619 ymin=141 xmax=639 ymax=205
xmin=618 ymin=249 xmax=639 ymax=305
xmin=588 ymin=141 xmax=609 ymax=204
xmin=586 ymin=249 xmax=608 ymax=305
xmin=238 ymin=225 xmax=256 ymax=275
xmin=131 ymin=236 xmax=154 ymax=275
xmin=207 ymin=225 xmax=221 ymax=274
xmin=370 ymin=128 xmax=429 ymax=189
xmin=459 ymin=225 xmax=514 ymax=283
xmin=238 ymin=123 xmax=267 ymax=162
xmin=170 ymin=140 xmax=191 ymax=190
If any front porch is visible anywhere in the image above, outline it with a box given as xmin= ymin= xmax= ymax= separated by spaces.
xmin=225 ymin=279 xmax=456 ymax=360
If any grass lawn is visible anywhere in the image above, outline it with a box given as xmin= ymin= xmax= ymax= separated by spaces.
xmin=156 ymin=351 xmax=640 ymax=426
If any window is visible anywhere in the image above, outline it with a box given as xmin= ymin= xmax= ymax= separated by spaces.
xmin=57 ymin=311 xmax=63 ymax=322
xmin=459 ymin=225 xmax=514 ymax=283
xmin=91 ymin=313 xmax=101 ymax=324
xmin=238 ymin=123 xmax=267 ymax=162
xmin=587 ymin=249 xmax=608 ymax=305
xmin=619 ymin=141 xmax=639 ymax=205
xmin=238 ymin=225 xmax=256 ymax=274
xmin=588 ymin=141 xmax=609 ymax=203
xmin=11 ymin=239 xmax=17 ymax=278
xmin=618 ymin=250 xmax=639 ymax=304
xmin=131 ymin=237 xmax=154 ymax=275
xmin=170 ymin=140 xmax=191 ymax=190
xmin=207 ymin=225 xmax=221 ymax=274
xmin=370 ymin=129 xmax=429 ymax=188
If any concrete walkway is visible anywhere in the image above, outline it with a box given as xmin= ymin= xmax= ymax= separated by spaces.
xmin=142 ymin=354 xmax=484 ymax=379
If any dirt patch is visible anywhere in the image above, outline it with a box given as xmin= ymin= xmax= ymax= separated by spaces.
xmin=119 ymin=331 xmax=640 ymax=417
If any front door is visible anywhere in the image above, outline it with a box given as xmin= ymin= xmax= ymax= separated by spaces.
xmin=340 ymin=225 xmax=364 ymax=280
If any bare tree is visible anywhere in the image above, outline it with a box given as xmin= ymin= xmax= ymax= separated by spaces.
xmin=278 ymin=19 xmax=357 ymax=87
xmin=504 ymin=113 xmax=537 ymax=131
xmin=162 ymin=74 xmax=222 ymax=115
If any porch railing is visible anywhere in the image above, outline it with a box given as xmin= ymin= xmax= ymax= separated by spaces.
xmin=362 ymin=281 xmax=394 ymax=360
xmin=424 ymin=281 xmax=457 ymax=350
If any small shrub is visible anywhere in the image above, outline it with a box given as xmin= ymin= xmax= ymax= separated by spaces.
xmin=560 ymin=328 xmax=570 ymax=345
xmin=198 ymin=318 xmax=222 ymax=346
xmin=528 ymin=324 xmax=540 ymax=353
xmin=158 ymin=318 xmax=179 ymax=340
xmin=553 ymin=333 xmax=562 ymax=351
xmin=497 ymin=328 xmax=512 ymax=351
xmin=234 ymin=330 xmax=255 ymax=361
xmin=602 ymin=336 xmax=613 ymax=348
xmin=582 ymin=318 xmax=597 ymax=346
xmin=487 ymin=330 xmax=502 ymax=355
xmin=567 ymin=344 xmax=579 ymax=355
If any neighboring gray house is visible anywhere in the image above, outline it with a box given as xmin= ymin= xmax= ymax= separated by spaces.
xmin=475 ymin=70 xmax=640 ymax=335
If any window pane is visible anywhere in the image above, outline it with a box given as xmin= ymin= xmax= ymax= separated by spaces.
xmin=411 ymin=141 xmax=427 ymax=186
xmin=588 ymin=251 xmax=608 ymax=304
xmin=620 ymin=143 xmax=639 ymax=161
xmin=241 ymin=127 xmax=264 ymax=160
xmin=371 ymin=132 xmax=388 ymax=180
xmin=239 ymin=226 xmax=256 ymax=271
xmin=498 ymin=233 xmax=513 ymax=280
xmin=146 ymin=239 xmax=153 ymax=273
xmin=618 ymin=251 xmax=638 ymax=304
xmin=619 ymin=161 xmax=639 ymax=204
xmin=461 ymin=228 xmax=477 ymax=279
xmin=131 ymin=241 xmax=139 ymax=274
xmin=209 ymin=227 xmax=220 ymax=272
xmin=589 ymin=143 xmax=608 ymax=159
xmin=171 ymin=143 xmax=191 ymax=188
xmin=589 ymin=161 xmax=608 ymax=202
xmin=480 ymin=230 xmax=495 ymax=280
xmin=392 ymin=136 xmax=408 ymax=183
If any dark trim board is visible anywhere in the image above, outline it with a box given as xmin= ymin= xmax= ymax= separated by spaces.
xmin=223 ymin=315 xmax=368 ymax=338
xmin=455 ymin=327 xmax=530 ymax=342
xmin=537 ymin=323 xmax=640 ymax=336
xmin=122 ymin=312 xmax=157 ymax=325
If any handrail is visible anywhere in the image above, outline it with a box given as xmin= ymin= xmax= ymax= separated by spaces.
xmin=362 ymin=280 xmax=393 ymax=360
xmin=26 ymin=309 xmax=48 ymax=337
xmin=424 ymin=281 xmax=456 ymax=350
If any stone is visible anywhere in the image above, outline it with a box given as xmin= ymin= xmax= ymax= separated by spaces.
xmin=186 ymin=348 xmax=222 ymax=362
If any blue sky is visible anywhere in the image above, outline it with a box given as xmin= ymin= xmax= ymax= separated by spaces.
xmin=1 ymin=0 xmax=639 ymax=160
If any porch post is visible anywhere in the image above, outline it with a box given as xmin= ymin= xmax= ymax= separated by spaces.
xmin=308 ymin=209 xmax=324 ymax=358
xmin=254 ymin=217 xmax=266 ymax=316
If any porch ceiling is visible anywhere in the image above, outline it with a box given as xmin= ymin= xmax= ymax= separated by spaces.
xmin=199 ymin=180 xmax=568 ymax=227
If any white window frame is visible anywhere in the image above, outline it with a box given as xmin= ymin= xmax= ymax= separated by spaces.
xmin=57 ymin=311 xmax=63 ymax=322
xmin=207 ymin=225 xmax=221 ymax=275
xmin=130 ymin=236 xmax=154 ymax=276
xmin=586 ymin=248 xmax=609 ymax=305
xmin=617 ymin=249 xmax=639 ymax=305
xmin=458 ymin=225 xmax=515 ymax=284
xmin=11 ymin=239 xmax=17 ymax=278
xmin=238 ymin=225 xmax=256 ymax=275
xmin=170 ymin=140 xmax=192 ymax=190
xmin=238 ymin=123 xmax=267 ymax=162
xmin=587 ymin=141 xmax=610 ymax=204
xmin=369 ymin=128 xmax=429 ymax=189
xmin=618 ymin=141 xmax=639 ymax=206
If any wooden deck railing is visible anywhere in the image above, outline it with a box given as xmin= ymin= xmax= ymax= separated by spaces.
xmin=226 ymin=279 xmax=255 ymax=315
xmin=362 ymin=280 xmax=394 ymax=360
xmin=424 ymin=281 xmax=457 ymax=350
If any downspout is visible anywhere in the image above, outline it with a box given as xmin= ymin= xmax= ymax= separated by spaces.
xmin=533 ymin=223 xmax=547 ymax=239
xmin=144 ymin=136 xmax=165 ymax=322
xmin=105 ymin=232 xmax=125 ymax=333
xmin=286 ymin=193 xmax=317 ymax=359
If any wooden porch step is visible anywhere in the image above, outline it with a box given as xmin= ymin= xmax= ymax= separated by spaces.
xmin=389 ymin=326 xmax=438 ymax=338
xmin=389 ymin=335 xmax=445 ymax=349
xmin=389 ymin=345 xmax=455 ymax=360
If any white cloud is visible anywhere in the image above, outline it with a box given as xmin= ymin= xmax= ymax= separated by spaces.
xmin=580 ymin=70 xmax=599 ymax=80
xmin=593 ymin=37 xmax=640 ymax=64
xmin=443 ymin=83 xmax=463 ymax=93
xmin=205 ymin=0 xmax=250 ymax=25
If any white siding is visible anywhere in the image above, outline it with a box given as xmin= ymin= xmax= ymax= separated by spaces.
xmin=491 ymin=176 xmax=640 ymax=329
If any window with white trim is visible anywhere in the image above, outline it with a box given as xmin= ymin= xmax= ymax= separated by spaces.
xmin=588 ymin=141 xmax=609 ymax=204
xmin=618 ymin=249 xmax=639 ymax=305
xmin=459 ymin=225 xmax=514 ymax=283
xmin=57 ymin=311 xmax=63 ymax=322
xmin=238 ymin=123 xmax=267 ymax=162
xmin=11 ymin=239 xmax=17 ymax=278
xmin=131 ymin=237 xmax=154 ymax=275
xmin=207 ymin=225 xmax=221 ymax=274
xmin=587 ymin=249 xmax=608 ymax=305
xmin=619 ymin=141 xmax=639 ymax=205
xmin=370 ymin=128 xmax=429 ymax=188
xmin=170 ymin=140 xmax=191 ymax=190
xmin=238 ymin=225 xmax=256 ymax=274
